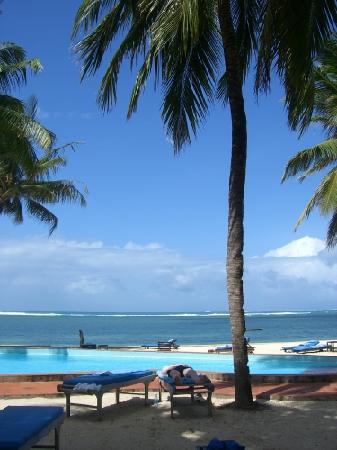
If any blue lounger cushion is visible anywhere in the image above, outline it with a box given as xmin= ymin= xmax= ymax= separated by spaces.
xmin=63 ymin=369 xmax=154 ymax=386
xmin=282 ymin=340 xmax=319 ymax=351
xmin=0 ymin=406 xmax=64 ymax=450
xmin=292 ymin=342 xmax=327 ymax=352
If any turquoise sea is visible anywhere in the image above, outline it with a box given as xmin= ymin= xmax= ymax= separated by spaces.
xmin=0 ymin=310 xmax=336 ymax=346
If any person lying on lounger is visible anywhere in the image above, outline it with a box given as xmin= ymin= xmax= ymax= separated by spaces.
xmin=161 ymin=364 xmax=210 ymax=384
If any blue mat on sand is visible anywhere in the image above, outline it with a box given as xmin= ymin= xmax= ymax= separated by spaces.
xmin=0 ymin=406 xmax=64 ymax=450
xmin=197 ymin=438 xmax=245 ymax=450
xmin=63 ymin=370 xmax=154 ymax=386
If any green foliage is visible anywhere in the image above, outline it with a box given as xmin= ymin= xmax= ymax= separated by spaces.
xmin=72 ymin=0 xmax=261 ymax=152
xmin=0 ymin=43 xmax=86 ymax=234
xmin=73 ymin=1 xmax=336 ymax=150
xmin=255 ymin=0 xmax=337 ymax=134
xmin=283 ymin=36 xmax=337 ymax=247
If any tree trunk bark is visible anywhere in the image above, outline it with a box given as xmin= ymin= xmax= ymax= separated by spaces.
xmin=217 ymin=0 xmax=253 ymax=407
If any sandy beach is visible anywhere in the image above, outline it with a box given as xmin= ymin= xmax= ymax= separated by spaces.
xmin=1 ymin=393 xmax=336 ymax=450
xmin=157 ymin=340 xmax=337 ymax=355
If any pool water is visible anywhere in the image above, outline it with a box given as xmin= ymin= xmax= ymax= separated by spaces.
xmin=0 ymin=348 xmax=337 ymax=375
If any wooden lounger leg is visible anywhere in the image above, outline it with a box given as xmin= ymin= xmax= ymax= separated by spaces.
xmin=191 ymin=387 xmax=195 ymax=403
xmin=207 ymin=390 xmax=213 ymax=417
xmin=144 ymin=382 xmax=149 ymax=405
xmin=158 ymin=385 xmax=162 ymax=402
xmin=55 ymin=426 xmax=60 ymax=450
xmin=115 ymin=388 xmax=120 ymax=404
xmin=65 ymin=393 xmax=71 ymax=417
xmin=96 ymin=393 xmax=103 ymax=421
xmin=170 ymin=393 xmax=174 ymax=419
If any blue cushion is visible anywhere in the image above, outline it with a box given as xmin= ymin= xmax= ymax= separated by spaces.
xmin=63 ymin=370 xmax=154 ymax=386
xmin=206 ymin=438 xmax=245 ymax=450
xmin=282 ymin=340 xmax=319 ymax=351
xmin=0 ymin=406 xmax=64 ymax=449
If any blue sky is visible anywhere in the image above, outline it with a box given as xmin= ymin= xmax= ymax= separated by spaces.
xmin=1 ymin=1 xmax=336 ymax=312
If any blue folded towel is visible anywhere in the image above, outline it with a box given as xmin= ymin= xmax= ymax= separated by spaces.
xmin=205 ymin=438 xmax=245 ymax=450
xmin=63 ymin=370 xmax=154 ymax=386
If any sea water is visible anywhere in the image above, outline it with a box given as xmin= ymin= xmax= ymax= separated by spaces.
xmin=0 ymin=310 xmax=336 ymax=346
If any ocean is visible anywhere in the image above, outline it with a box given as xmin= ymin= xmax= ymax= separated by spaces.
xmin=0 ymin=310 xmax=336 ymax=346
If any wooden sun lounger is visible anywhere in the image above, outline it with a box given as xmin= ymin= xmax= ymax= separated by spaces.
xmin=141 ymin=341 xmax=179 ymax=351
xmin=158 ymin=379 xmax=214 ymax=418
xmin=0 ymin=406 xmax=65 ymax=450
xmin=57 ymin=371 xmax=156 ymax=420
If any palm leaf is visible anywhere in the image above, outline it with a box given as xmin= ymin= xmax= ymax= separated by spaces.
xmin=282 ymin=139 xmax=337 ymax=182
xmin=327 ymin=210 xmax=337 ymax=247
xmin=256 ymin=0 xmax=337 ymax=132
xmin=25 ymin=199 xmax=58 ymax=235
xmin=0 ymin=42 xmax=42 ymax=93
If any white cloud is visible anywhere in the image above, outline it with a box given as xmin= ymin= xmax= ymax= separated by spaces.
xmin=123 ymin=241 xmax=162 ymax=250
xmin=0 ymin=236 xmax=336 ymax=312
xmin=0 ymin=237 xmax=222 ymax=311
xmin=264 ymin=236 xmax=325 ymax=257
xmin=65 ymin=276 xmax=108 ymax=295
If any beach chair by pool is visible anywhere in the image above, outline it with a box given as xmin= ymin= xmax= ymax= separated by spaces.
xmin=57 ymin=370 xmax=156 ymax=420
xmin=79 ymin=329 xmax=97 ymax=349
xmin=0 ymin=406 xmax=65 ymax=450
xmin=208 ymin=338 xmax=254 ymax=354
xmin=142 ymin=339 xmax=179 ymax=351
xmin=157 ymin=371 xmax=214 ymax=418
xmin=208 ymin=344 xmax=232 ymax=353
xmin=281 ymin=340 xmax=327 ymax=353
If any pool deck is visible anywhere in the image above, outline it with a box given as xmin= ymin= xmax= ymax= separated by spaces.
xmin=1 ymin=378 xmax=337 ymax=401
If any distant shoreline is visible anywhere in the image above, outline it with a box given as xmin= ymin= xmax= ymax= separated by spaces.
xmin=0 ymin=341 xmax=336 ymax=356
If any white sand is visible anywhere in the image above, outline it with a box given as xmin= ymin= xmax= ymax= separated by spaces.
xmin=1 ymin=394 xmax=336 ymax=449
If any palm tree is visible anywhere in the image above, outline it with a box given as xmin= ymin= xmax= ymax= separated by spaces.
xmin=282 ymin=36 xmax=337 ymax=248
xmin=72 ymin=0 xmax=337 ymax=407
xmin=0 ymin=96 xmax=87 ymax=234
xmin=0 ymin=43 xmax=86 ymax=233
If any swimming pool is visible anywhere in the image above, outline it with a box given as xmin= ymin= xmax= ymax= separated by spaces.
xmin=0 ymin=348 xmax=337 ymax=375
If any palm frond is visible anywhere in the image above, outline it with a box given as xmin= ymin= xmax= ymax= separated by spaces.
xmin=282 ymin=139 xmax=337 ymax=182
xmin=73 ymin=0 xmax=117 ymax=37
xmin=256 ymin=0 xmax=337 ymax=132
xmin=0 ymin=42 xmax=42 ymax=93
xmin=327 ymin=210 xmax=337 ymax=247
xmin=25 ymin=199 xmax=58 ymax=235
xmin=151 ymin=0 xmax=219 ymax=151
xmin=296 ymin=167 xmax=337 ymax=229
xmin=0 ymin=96 xmax=55 ymax=149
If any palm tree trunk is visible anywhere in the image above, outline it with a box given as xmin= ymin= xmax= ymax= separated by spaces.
xmin=217 ymin=0 xmax=253 ymax=408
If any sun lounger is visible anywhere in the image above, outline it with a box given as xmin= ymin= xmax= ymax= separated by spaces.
xmin=57 ymin=370 xmax=156 ymax=420
xmin=142 ymin=339 xmax=179 ymax=350
xmin=0 ymin=406 xmax=65 ymax=450
xmin=208 ymin=345 xmax=232 ymax=353
xmin=208 ymin=338 xmax=254 ymax=354
xmin=281 ymin=340 xmax=327 ymax=353
xmin=157 ymin=371 xmax=214 ymax=418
